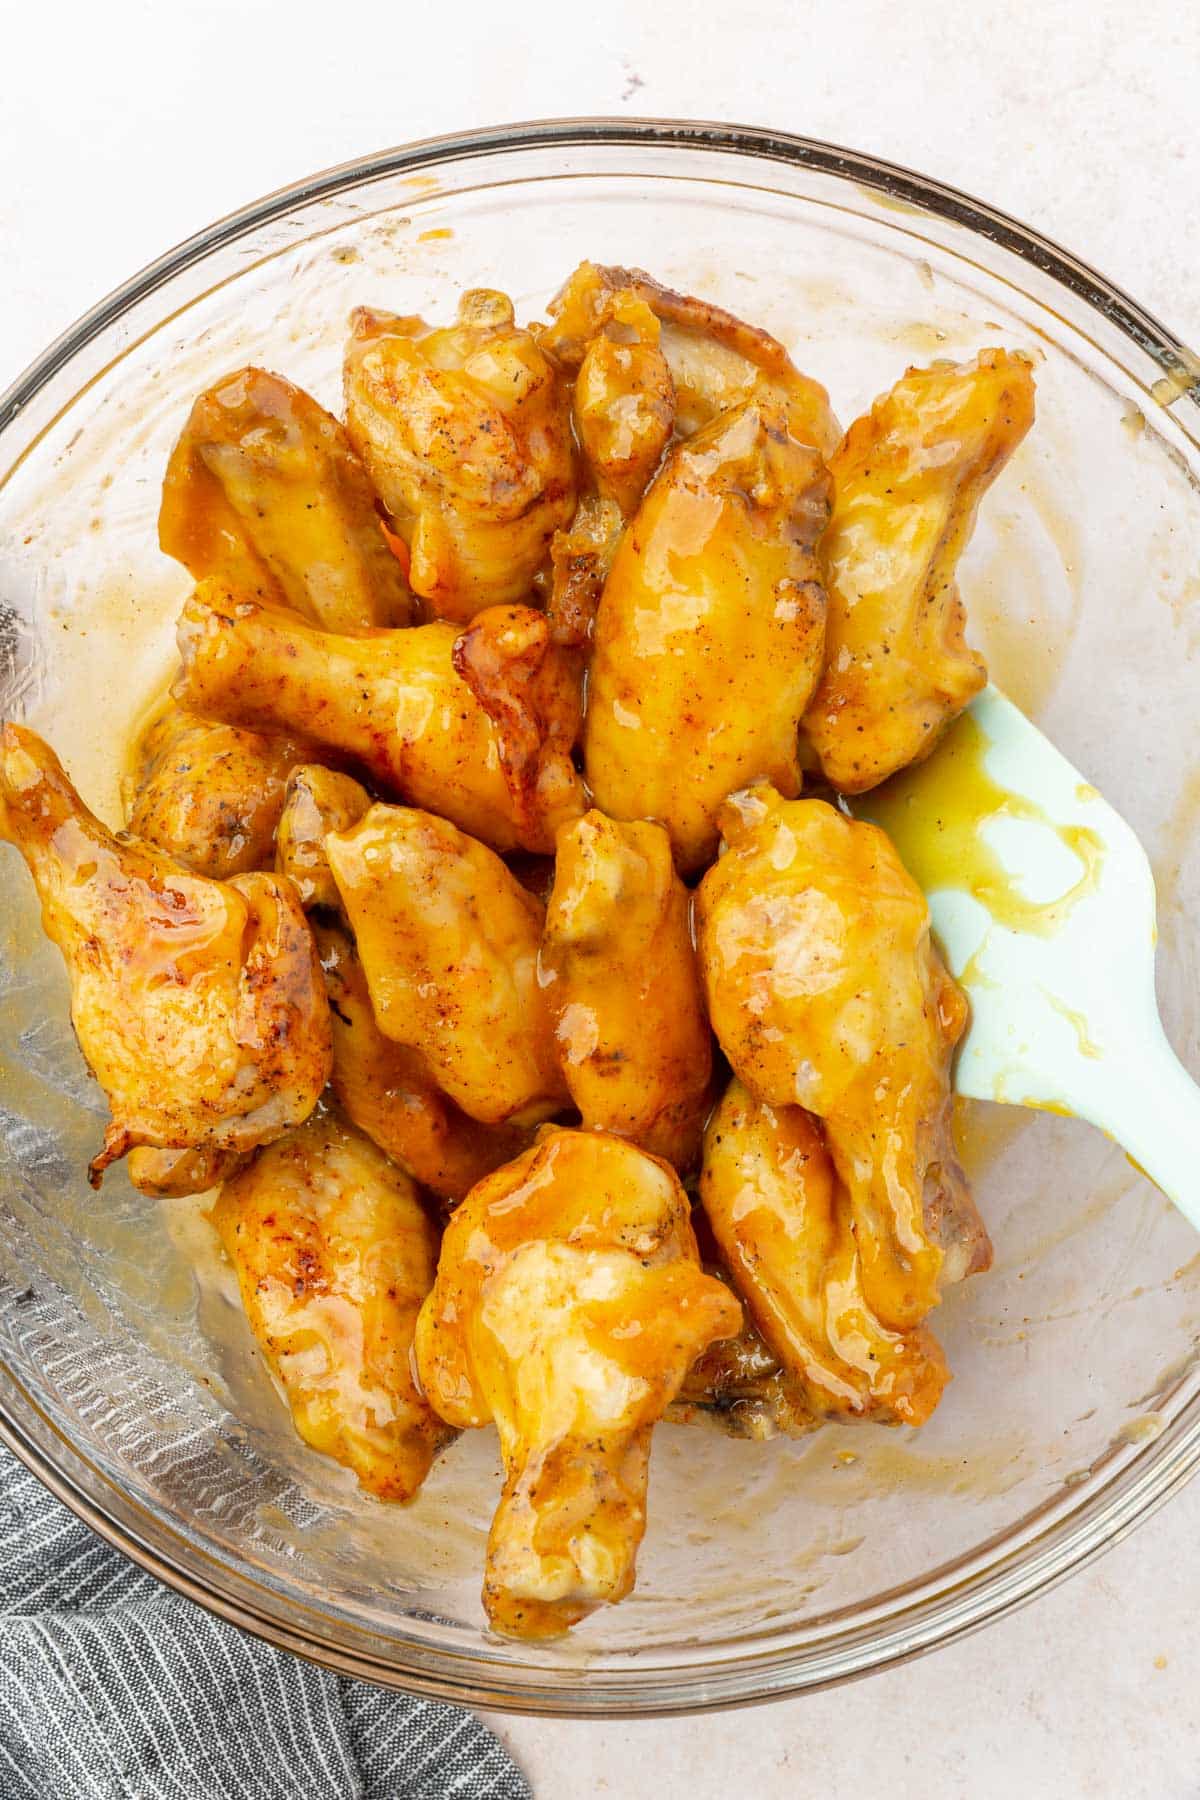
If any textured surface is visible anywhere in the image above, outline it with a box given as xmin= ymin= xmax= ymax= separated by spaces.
xmin=2 ymin=1 xmax=1199 ymax=1794
xmin=0 ymin=1444 xmax=526 ymax=1800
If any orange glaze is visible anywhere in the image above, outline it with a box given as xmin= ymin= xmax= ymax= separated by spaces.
xmin=540 ymin=810 xmax=713 ymax=1169
xmin=583 ymin=399 xmax=831 ymax=872
xmin=701 ymin=1082 xmax=949 ymax=1425
xmin=414 ymin=1128 xmax=741 ymax=1636
xmin=173 ymin=581 xmax=535 ymax=853
xmin=160 ymin=365 xmax=413 ymax=630
xmin=696 ymin=786 xmax=990 ymax=1330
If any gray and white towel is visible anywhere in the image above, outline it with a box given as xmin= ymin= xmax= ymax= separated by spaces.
xmin=0 ymin=1443 xmax=529 ymax=1800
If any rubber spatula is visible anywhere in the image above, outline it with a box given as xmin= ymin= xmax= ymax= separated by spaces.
xmin=853 ymin=685 xmax=1200 ymax=1222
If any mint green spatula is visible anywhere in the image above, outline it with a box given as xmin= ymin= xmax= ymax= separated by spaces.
xmin=854 ymin=686 xmax=1200 ymax=1223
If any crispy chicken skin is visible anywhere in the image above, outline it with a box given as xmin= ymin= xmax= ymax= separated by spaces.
xmin=540 ymin=811 xmax=713 ymax=1168
xmin=0 ymin=723 xmax=331 ymax=1186
xmin=344 ymin=294 xmax=576 ymax=622
xmin=571 ymin=292 xmax=675 ymax=515
xmin=274 ymin=770 xmax=526 ymax=1196
xmin=584 ymin=400 xmax=831 ymax=872
xmin=212 ymin=1110 xmax=451 ymax=1501
xmin=451 ymin=605 xmax=586 ymax=852
xmin=326 ymin=804 xmax=567 ymax=1127
xmin=159 ymin=366 xmax=413 ymax=631
xmin=174 ymin=580 xmax=542 ymax=853
xmin=700 ymin=1081 xmax=949 ymax=1425
xmin=543 ymin=262 xmax=840 ymax=454
xmin=414 ymin=1128 xmax=741 ymax=1636
xmin=805 ymin=350 xmax=1036 ymax=792
xmin=274 ymin=763 xmax=372 ymax=911
xmin=695 ymin=788 xmax=990 ymax=1328
xmin=125 ymin=701 xmax=304 ymax=880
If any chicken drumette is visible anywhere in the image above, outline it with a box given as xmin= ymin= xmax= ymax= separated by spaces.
xmin=414 ymin=1128 xmax=741 ymax=1636
xmin=696 ymin=786 xmax=990 ymax=1330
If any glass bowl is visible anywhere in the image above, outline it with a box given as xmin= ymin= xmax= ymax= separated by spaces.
xmin=1 ymin=120 xmax=1199 ymax=1717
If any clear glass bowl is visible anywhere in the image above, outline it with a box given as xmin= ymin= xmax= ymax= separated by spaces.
xmin=1 ymin=120 xmax=1199 ymax=1716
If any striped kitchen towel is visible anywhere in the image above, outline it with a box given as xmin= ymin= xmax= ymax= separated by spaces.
xmin=0 ymin=1442 xmax=528 ymax=1800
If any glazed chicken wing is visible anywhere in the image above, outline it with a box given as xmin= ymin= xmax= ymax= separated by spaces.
xmin=451 ymin=604 xmax=585 ymax=852
xmin=0 ymin=723 xmax=331 ymax=1187
xmin=701 ymin=1081 xmax=949 ymax=1425
xmin=804 ymin=350 xmax=1036 ymax=792
xmin=326 ymin=804 xmax=567 ymax=1127
xmin=174 ymin=580 xmax=579 ymax=853
xmin=584 ymin=400 xmax=830 ymax=872
xmin=543 ymin=262 xmax=839 ymax=454
xmin=274 ymin=762 xmax=372 ymax=910
xmin=695 ymin=787 xmax=990 ymax=1329
xmin=273 ymin=768 xmax=526 ymax=1197
xmin=414 ymin=1128 xmax=741 ymax=1636
xmin=159 ymin=366 xmax=413 ymax=630
xmin=125 ymin=700 xmax=305 ymax=879
xmin=344 ymin=294 xmax=576 ymax=622
xmin=212 ymin=1109 xmax=451 ymax=1500
xmin=571 ymin=291 xmax=675 ymax=515
xmin=545 ymin=496 xmax=623 ymax=649
xmin=540 ymin=811 xmax=713 ymax=1168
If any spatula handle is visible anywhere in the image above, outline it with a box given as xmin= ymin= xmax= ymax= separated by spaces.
xmin=1092 ymin=1033 xmax=1200 ymax=1230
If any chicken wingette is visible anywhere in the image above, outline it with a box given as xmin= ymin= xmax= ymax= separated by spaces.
xmin=543 ymin=262 xmax=840 ymax=454
xmin=160 ymin=366 xmax=413 ymax=630
xmin=212 ymin=1109 xmax=451 ymax=1500
xmin=125 ymin=700 xmax=305 ymax=879
xmin=344 ymin=293 xmax=576 ymax=622
xmin=804 ymin=350 xmax=1036 ymax=792
xmin=700 ymin=1081 xmax=949 ymax=1425
xmin=0 ymin=723 xmax=331 ymax=1187
xmin=695 ymin=787 xmax=990 ymax=1329
xmin=584 ymin=400 xmax=830 ymax=872
xmin=174 ymin=580 xmax=581 ymax=853
xmin=273 ymin=767 xmax=527 ymax=1199
xmin=326 ymin=804 xmax=567 ymax=1127
xmin=414 ymin=1128 xmax=741 ymax=1637
xmin=540 ymin=810 xmax=713 ymax=1168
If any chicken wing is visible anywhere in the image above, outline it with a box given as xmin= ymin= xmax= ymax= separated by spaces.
xmin=212 ymin=1109 xmax=451 ymax=1500
xmin=326 ymin=804 xmax=567 ymax=1127
xmin=545 ymin=496 xmax=623 ymax=649
xmin=543 ymin=262 xmax=839 ymax=454
xmin=125 ymin=700 xmax=305 ymax=880
xmin=451 ymin=605 xmax=585 ymax=852
xmin=414 ymin=1127 xmax=741 ymax=1636
xmin=174 ymin=580 xmax=557 ymax=853
xmin=540 ymin=811 xmax=713 ymax=1168
xmin=125 ymin=1144 xmax=249 ymax=1198
xmin=274 ymin=763 xmax=372 ymax=911
xmin=272 ymin=767 xmax=525 ymax=1196
xmin=670 ymin=1261 xmax=816 ymax=1441
xmin=804 ymin=350 xmax=1036 ymax=792
xmin=584 ymin=400 xmax=830 ymax=872
xmin=571 ymin=291 xmax=675 ymax=515
xmin=159 ymin=366 xmax=413 ymax=630
xmin=700 ymin=1081 xmax=949 ymax=1425
xmin=0 ymin=723 xmax=331 ymax=1186
xmin=695 ymin=787 xmax=990 ymax=1328
xmin=344 ymin=294 xmax=576 ymax=622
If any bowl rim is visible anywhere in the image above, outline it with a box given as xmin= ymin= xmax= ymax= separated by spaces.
xmin=2 ymin=115 xmax=1198 ymax=1716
